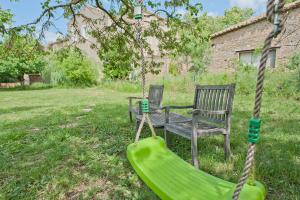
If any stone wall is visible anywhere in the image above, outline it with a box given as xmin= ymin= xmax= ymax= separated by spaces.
xmin=0 ymin=83 xmax=21 ymax=88
xmin=24 ymin=74 xmax=43 ymax=85
xmin=276 ymin=7 xmax=300 ymax=62
xmin=209 ymin=6 xmax=300 ymax=72
xmin=47 ymin=6 xmax=190 ymax=79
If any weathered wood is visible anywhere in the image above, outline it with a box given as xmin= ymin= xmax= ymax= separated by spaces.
xmin=148 ymin=85 xmax=164 ymax=107
xmin=129 ymin=97 xmax=133 ymax=122
xmin=164 ymin=84 xmax=236 ymax=167
xmin=136 ymin=112 xmax=191 ymax=128
xmin=224 ymin=133 xmax=231 ymax=160
xmin=192 ymin=115 xmax=199 ymax=169
xmin=164 ymin=107 xmax=170 ymax=147
xmin=128 ymin=85 xmax=164 ymax=121
xmin=129 ymin=111 xmax=133 ymax=122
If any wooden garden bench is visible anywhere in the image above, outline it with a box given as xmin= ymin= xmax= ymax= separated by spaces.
xmin=164 ymin=84 xmax=236 ymax=168
xmin=128 ymin=85 xmax=164 ymax=123
xmin=131 ymin=85 xmax=194 ymax=130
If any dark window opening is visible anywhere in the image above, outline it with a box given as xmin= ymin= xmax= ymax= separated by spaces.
xmin=238 ymin=49 xmax=277 ymax=68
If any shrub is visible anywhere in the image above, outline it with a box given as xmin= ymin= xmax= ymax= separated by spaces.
xmin=287 ymin=52 xmax=300 ymax=70
xmin=152 ymin=66 xmax=299 ymax=98
xmin=59 ymin=51 xmax=98 ymax=86
xmin=286 ymin=52 xmax=300 ymax=90
xmin=43 ymin=48 xmax=98 ymax=87
xmin=0 ymin=35 xmax=46 ymax=83
xmin=168 ymin=63 xmax=180 ymax=76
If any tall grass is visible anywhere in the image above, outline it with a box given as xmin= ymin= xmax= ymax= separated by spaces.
xmin=98 ymin=80 xmax=142 ymax=93
xmin=98 ymin=67 xmax=299 ymax=99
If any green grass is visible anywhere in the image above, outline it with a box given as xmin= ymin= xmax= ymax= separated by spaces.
xmin=0 ymin=73 xmax=299 ymax=199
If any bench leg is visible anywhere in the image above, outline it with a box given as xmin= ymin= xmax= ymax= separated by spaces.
xmin=136 ymin=120 xmax=141 ymax=132
xmin=129 ymin=111 xmax=133 ymax=122
xmin=224 ymin=134 xmax=231 ymax=160
xmin=191 ymin=132 xmax=200 ymax=169
xmin=164 ymin=128 xmax=171 ymax=147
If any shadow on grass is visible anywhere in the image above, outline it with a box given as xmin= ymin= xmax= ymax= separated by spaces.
xmin=0 ymin=106 xmax=49 ymax=115
xmin=130 ymin=109 xmax=300 ymax=199
xmin=0 ymin=103 xmax=158 ymax=200
xmin=0 ymin=104 xmax=298 ymax=200
xmin=0 ymin=85 xmax=53 ymax=92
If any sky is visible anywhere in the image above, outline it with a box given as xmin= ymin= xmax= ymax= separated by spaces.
xmin=1 ymin=0 xmax=268 ymax=44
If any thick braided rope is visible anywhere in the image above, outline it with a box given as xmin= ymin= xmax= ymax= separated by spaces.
xmin=133 ymin=0 xmax=157 ymax=143
xmin=232 ymin=1 xmax=285 ymax=199
xmin=134 ymin=0 xmax=146 ymax=98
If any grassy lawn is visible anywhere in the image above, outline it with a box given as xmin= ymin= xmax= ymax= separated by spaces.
xmin=0 ymin=86 xmax=299 ymax=199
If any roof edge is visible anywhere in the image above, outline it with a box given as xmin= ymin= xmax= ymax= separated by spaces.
xmin=211 ymin=0 xmax=300 ymax=39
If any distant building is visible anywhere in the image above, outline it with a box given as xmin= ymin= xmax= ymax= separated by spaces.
xmin=209 ymin=0 xmax=300 ymax=72
xmin=46 ymin=6 xmax=191 ymax=78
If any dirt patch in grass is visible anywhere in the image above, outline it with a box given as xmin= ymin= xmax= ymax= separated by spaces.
xmin=82 ymin=108 xmax=93 ymax=113
xmin=63 ymin=179 xmax=113 ymax=200
xmin=59 ymin=122 xmax=78 ymax=129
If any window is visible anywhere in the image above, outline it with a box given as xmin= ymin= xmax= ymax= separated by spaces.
xmin=238 ymin=49 xmax=277 ymax=68
xmin=239 ymin=51 xmax=252 ymax=65
xmin=267 ymin=50 xmax=276 ymax=68
xmin=81 ymin=25 xmax=88 ymax=38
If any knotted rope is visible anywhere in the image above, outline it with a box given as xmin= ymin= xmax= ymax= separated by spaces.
xmin=134 ymin=0 xmax=146 ymax=98
xmin=133 ymin=0 xmax=156 ymax=143
xmin=135 ymin=20 xmax=146 ymax=98
xmin=232 ymin=1 xmax=285 ymax=199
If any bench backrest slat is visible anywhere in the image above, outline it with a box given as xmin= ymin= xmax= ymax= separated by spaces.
xmin=148 ymin=85 xmax=164 ymax=108
xmin=194 ymin=84 xmax=236 ymax=126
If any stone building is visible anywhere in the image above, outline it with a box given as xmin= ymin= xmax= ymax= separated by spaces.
xmin=47 ymin=6 xmax=191 ymax=78
xmin=209 ymin=0 xmax=300 ymax=72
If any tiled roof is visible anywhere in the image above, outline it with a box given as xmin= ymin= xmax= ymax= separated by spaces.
xmin=211 ymin=0 xmax=300 ymax=39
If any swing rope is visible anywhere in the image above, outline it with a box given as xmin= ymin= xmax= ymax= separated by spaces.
xmin=232 ymin=0 xmax=285 ymax=199
xmin=133 ymin=0 xmax=157 ymax=143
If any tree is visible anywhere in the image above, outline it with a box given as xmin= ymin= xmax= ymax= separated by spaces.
xmin=164 ymin=6 xmax=254 ymax=76
xmin=0 ymin=6 xmax=46 ymax=83
xmin=1 ymin=1 xmax=203 ymax=79
xmin=1 ymin=1 xmax=258 ymax=80
xmin=99 ymin=33 xmax=137 ymax=80
xmin=221 ymin=6 xmax=254 ymax=28
xmin=43 ymin=47 xmax=98 ymax=86
xmin=170 ymin=13 xmax=217 ymax=75
xmin=0 ymin=6 xmax=13 ymax=36
xmin=0 ymin=35 xmax=45 ymax=83
xmin=286 ymin=0 xmax=297 ymax=3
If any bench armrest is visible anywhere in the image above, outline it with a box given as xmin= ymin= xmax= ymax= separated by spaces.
xmin=128 ymin=97 xmax=149 ymax=107
xmin=188 ymin=109 xmax=228 ymax=115
xmin=127 ymin=96 xmax=143 ymax=100
xmin=163 ymin=105 xmax=194 ymax=123
xmin=128 ymin=97 xmax=145 ymax=112
xmin=162 ymin=105 xmax=194 ymax=110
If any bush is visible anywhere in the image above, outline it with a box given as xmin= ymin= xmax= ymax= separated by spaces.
xmin=43 ymin=48 xmax=98 ymax=87
xmin=168 ymin=63 xmax=180 ymax=76
xmin=286 ymin=52 xmax=300 ymax=90
xmin=287 ymin=52 xmax=300 ymax=70
xmin=0 ymin=35 xmax=46 ymax=83
xmin=97 ymin=59 xmax=299 ymax=99
xmin=151 ymin=66 xmax=299 ymax=98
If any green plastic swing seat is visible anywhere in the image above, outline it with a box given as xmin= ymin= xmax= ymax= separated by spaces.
xmin=127 ymin=136 xmax=266 ymax=200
